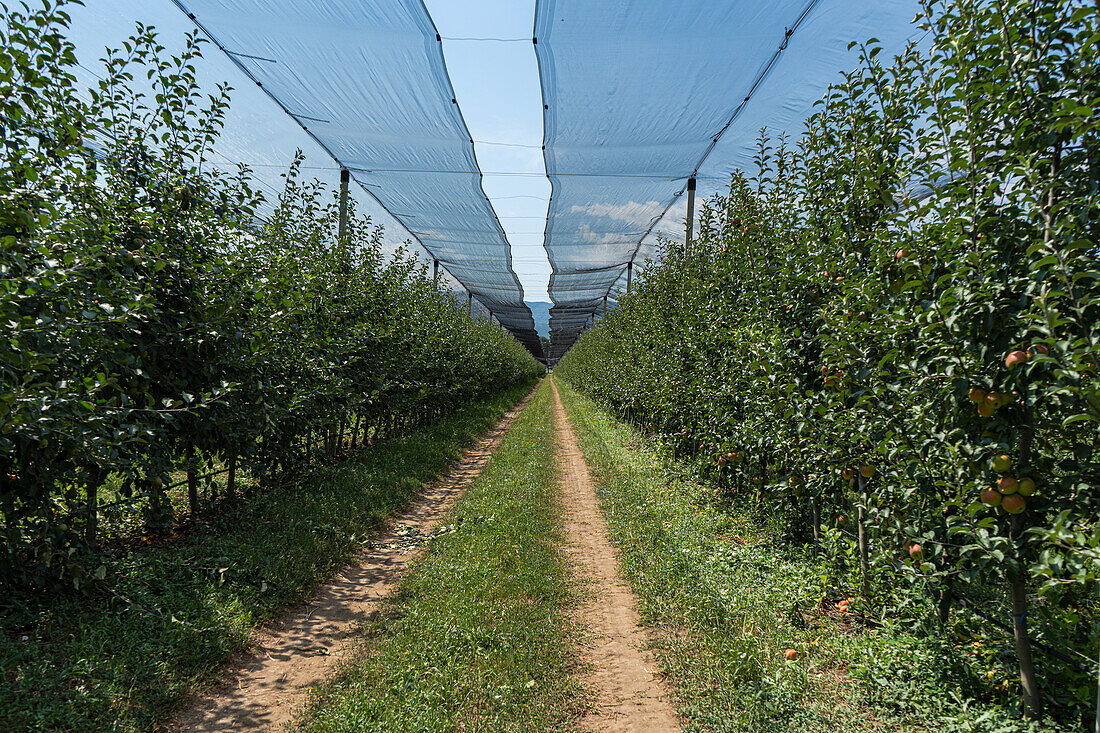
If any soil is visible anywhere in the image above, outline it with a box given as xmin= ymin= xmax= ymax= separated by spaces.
xmin=166 ymin=387 xmax=536 ymax=732
xmin=549 ymin=378 xmax=681 ymax=732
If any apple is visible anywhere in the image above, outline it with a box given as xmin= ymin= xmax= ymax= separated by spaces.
xmin=837 ymin=515 xmax=849 ymax=526
xmin=968 ymin=387 xmax=987 ymax=403
xmin=784 ymin=649 xmax=798 ymax=660
xmin=896 ymin=249 xmax=908 ymax=260
xmin=997 ymin=477 xmax=1018 ymax=494
xmin=1002 ymin=494 xmax=1027 ymax=514
xmin=980 ymin=487 xmax=1003 ymax=506
xmin=1017 ymin=477 xmax=1036 ymax=496
xmin=992 ymin=454 xmax=1012 ymax=473
xmin=977 ymin=403 xmax=995 ymax=417
xmin=909 ymin=542 xmax=924 ymax=562
xmin=1005 ymin=350 xmax=1029 ymax=369
xmin=860 ymin=464 xmax=875 ymax=478
xmin=1031 ymin=344 xmax=1050 ymax=356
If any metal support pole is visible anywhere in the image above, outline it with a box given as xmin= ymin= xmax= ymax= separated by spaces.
xmin=685 ymin=176 xmax=696 ymax=251
xmin=626 ymin=261 xmax=633 ymax=293
xmin=602 ymin=294 xmax=607 ymax=313
xmin=467 ymin=292 xmax=472 ymax=313
xmin=433 ymin=258 xmax=439 ymax=284
xmin=338 ymin=168 xmax=349 ymax=241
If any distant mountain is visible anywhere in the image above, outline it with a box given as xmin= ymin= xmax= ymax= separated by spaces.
xmin=526 ymin=301 xmax=552 ymax=339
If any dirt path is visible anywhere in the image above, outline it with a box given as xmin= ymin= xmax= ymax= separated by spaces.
xmin=169 ymin=387 xmax=537 ymax=732
xmin=549 ymin=378 xmax=680 ymax=732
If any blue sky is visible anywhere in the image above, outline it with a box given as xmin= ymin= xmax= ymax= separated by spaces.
xmin=65 ymin=0 xmax=555 ymax=301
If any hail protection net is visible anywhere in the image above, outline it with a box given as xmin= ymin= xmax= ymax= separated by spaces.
xmin=172 ymin=0 xmax=543 ymax=357
xmin=534 ymin=0 xmax=923 ymax=359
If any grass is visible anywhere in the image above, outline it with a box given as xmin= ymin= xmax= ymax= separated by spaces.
xmin=0 ymin=379 xmax=537 ymax=733
xmin=554 ymin=379 xmax=1081 ymax=733
xmin=298 ymin=378 xmax=582 ymax=733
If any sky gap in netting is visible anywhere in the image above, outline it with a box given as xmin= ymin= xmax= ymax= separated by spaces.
xmin=534 ymin=0 xmax=926 ymax=360
xmin=171 ymin=0 xmax=544 ymax=358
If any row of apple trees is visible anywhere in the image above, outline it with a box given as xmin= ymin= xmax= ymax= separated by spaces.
xmin=0 ymin=4 xmax=542 ymax=590
xmin=556 ymin=0 xmax=1096 ymax=723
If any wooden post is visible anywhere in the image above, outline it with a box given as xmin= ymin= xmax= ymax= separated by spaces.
xmin=626 ymin=261 xmax=633 ymax=293
xmin=338 ymin=168 xmax=349 ymax=241
xmin=467 ymin=292 xmax=473 ymax=313
xmin=433 ymin=259 xmax=440 ymax=284
xmin=685 ymin=176 xmax=697 ymax=250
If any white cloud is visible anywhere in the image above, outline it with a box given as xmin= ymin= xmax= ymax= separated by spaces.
xmin=568 ymin=200 xmax=664 ymax=228
xmin=578 ymin=224 xmax=631 ymax=245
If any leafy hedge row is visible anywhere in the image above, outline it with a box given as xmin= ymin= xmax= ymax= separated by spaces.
xmin=557 ymin=0 xmax=1097 ymax=723
xmin=0 ymin=5 xmax=541 ymax=590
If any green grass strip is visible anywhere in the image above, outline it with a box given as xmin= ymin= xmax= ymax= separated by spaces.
xmin=299 ymin=379 xmax=580 ymax=733
xmin=0 ymin=379 xmax=537 ymax=733
xmin=554 ymin=380 xmax=1066 ymax=733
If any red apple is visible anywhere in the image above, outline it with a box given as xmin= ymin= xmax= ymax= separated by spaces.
xmin=997 ymin=477 xmax=1018 ymax=494
xmin=968 ymin=387 xmax=987 ymax=404
xmin=1004 ymin=350 xmax=1028 ymax=369
xmin=1002 ymin=494 xmax=1027 ymax=514
xmin=909 ymin=543 xmax=924 ymax=562
xmin=784 ymin=649 xmax=798 ymax=660
xmin=980 ymin=487 xmax=1003 ymax=507
xmin=860 ymin=464 xmax=875 ymax=478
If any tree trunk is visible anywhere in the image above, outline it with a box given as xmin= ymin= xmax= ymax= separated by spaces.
xmin=856 ymin=475 xmax=870 ymax=599
xmin=226 ymin=453 xmax=237 ymax=500
xmin=756 ymin=451 xmax=768 ymax=513
xmin=1012 ymin=402 xmax=1040 ymax=717
xmin=186 ymin=447 xmax=199 ymax=519
xmin=1010 ymin=553 xmax=1041 ymax=717
xmin=938 ymin=577 xmax=953 ymax=626
xmin=84 ymin=464 xmax=102 ymax=546
xmin=811 ymin=495 xmax=821 ymax=544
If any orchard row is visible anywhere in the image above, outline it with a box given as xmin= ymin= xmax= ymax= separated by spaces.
xmin=557 ymin=0 xmax=1097 ymax=724
xmin=0 ymin=7 xmax=541 ymax=590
